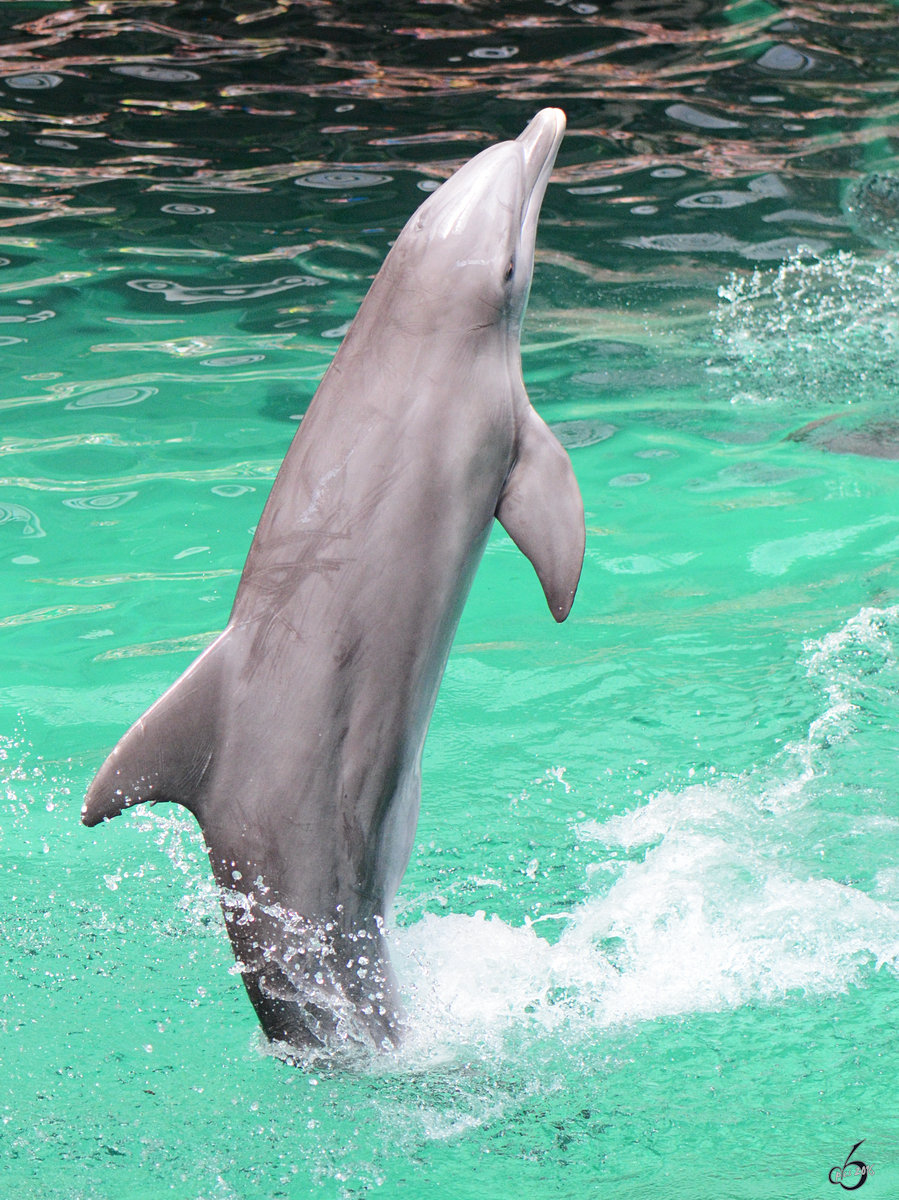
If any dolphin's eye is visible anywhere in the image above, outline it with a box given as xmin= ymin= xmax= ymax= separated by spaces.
xmin=505 ymin=259 xmax=515 ymax=281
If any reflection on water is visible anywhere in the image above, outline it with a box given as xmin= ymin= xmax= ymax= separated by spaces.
xmin=3 ymin=1 xmax=899 ymax=1197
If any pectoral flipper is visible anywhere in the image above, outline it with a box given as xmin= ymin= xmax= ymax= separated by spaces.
xmin=495 ymin=409 xmax=585 ymax=622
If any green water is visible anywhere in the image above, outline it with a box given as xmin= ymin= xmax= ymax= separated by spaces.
xmin=2 ymin=0 xmax=899 ymax=1196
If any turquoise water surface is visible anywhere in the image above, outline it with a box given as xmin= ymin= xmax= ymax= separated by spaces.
xmin=2 ymin=1 xmax=899 ymax=1196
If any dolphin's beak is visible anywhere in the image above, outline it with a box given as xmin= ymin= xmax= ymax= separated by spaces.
xmin=514 ymin=108 xmax=566 ymax=314
xmin=517 ymin=107 xmax=566 ymax=201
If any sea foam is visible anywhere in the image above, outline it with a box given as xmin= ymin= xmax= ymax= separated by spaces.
xmin=390 ymin=606 xmax=899 ymax=1057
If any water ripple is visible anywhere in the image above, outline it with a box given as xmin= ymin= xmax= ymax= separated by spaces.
xmin=0 ymin=433 xmax=151 ymax=457
xmin=90 ymin=333 xmax=298 ymax=357
xmin=125 ymin=276 xmax=327 ymax=303
xmin=0 ymin=366 xmax=331 ymax=411
xmin=93 ymin=629 xmax=222 ymax=660
xmin=34 ymin=570 xmax=240 ymax=587
xmin=0 ymin=462 xmax=280 ymax=491
xmin=0 ymin=501 xmax=44 ymax=537
xmin=0 ymin=602 xmax=115 ymax=629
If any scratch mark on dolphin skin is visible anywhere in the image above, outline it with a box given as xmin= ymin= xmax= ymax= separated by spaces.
xmin=243 ymin=554 xmax=349 ymax=665
xmin=299 ymin=448 xmax=357 ymax=525
xmin=299 ymin=468 xmax=344 ymax=524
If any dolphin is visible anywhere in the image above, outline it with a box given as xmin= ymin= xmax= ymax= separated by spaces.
xmin=82 ymin=108 xmax=584 ymax=1055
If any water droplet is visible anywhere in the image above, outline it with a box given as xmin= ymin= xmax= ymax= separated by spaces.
xmin=843 ymin=171 xmax=899 ymax=249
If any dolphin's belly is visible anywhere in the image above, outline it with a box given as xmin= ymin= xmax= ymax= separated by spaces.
xmin=203 ymin=485 xmax=496 ymax=914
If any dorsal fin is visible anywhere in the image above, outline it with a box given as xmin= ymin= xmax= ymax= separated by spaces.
xmin=495 ymin=409 xmax=585 ymax=621
xmin=81 ymin=635 xmax=226 ymax=828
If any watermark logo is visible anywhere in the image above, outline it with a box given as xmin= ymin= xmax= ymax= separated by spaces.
xmin=829 ymin=1141 xmax=869 ymax=1191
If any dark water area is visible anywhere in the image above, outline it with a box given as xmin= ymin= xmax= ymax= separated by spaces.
xmin=2 ymin=1 xmax=899 ymax=1197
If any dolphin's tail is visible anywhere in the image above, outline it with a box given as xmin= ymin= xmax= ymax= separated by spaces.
xmin=81 ymin=633 xmax=227 ymax=827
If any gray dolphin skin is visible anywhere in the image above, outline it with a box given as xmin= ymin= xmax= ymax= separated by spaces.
xmin=82 ymin=108 xmax=585 ymax=1055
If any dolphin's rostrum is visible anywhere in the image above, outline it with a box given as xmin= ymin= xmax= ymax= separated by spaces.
xmin=82 ymin=109 xmax=584 ymax=1055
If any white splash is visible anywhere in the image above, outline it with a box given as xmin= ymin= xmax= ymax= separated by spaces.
xmin=711 ymin=249 xmax=899 ymax=407
xmin=389 ymin=606 xmax=899 ymax=1057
